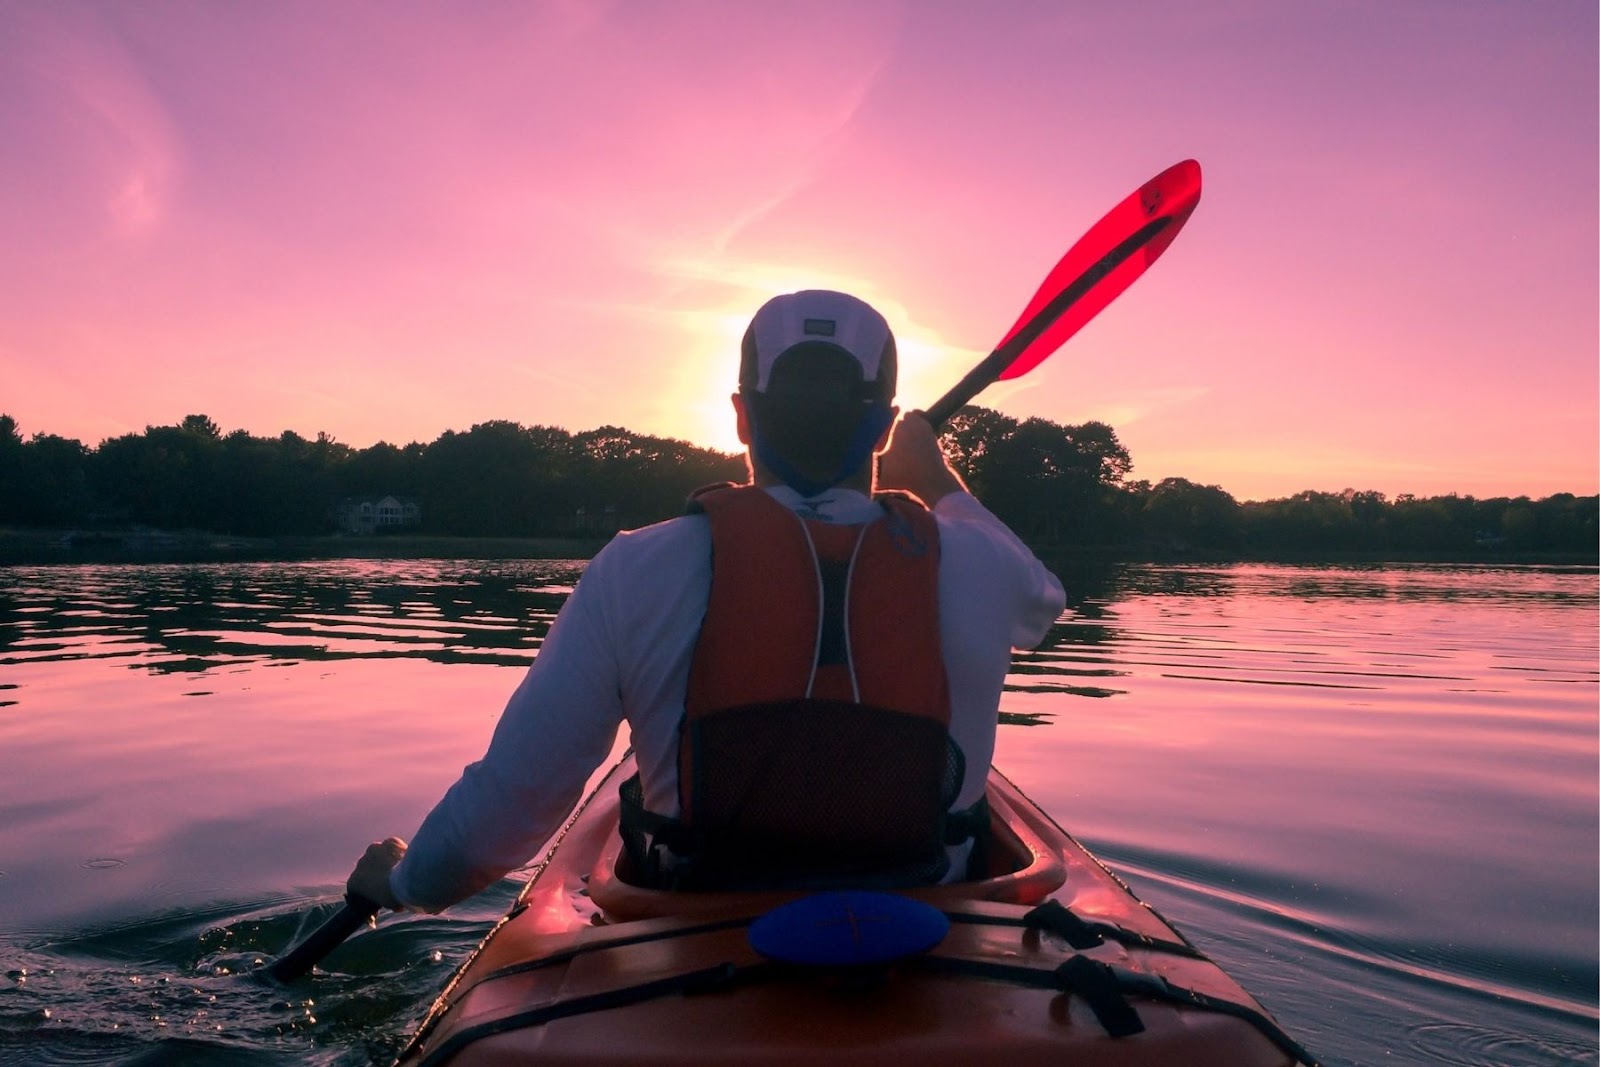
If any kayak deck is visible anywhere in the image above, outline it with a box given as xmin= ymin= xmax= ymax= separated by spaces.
xmin=395 ymin=755 xmax=1317 ymax=1066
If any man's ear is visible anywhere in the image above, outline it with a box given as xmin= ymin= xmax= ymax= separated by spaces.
xmin=732 ymin=392 xmax=752 ymax=446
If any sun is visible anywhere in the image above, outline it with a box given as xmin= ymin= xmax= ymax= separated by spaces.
xmin=660 ymin=308 xmax=749 ymax=454
xmin=687 ymin=389 xmax=744 ymax=455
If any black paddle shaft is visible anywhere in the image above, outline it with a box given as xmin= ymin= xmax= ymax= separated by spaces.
xmin=922 ymin=215 xmax=1173 ymax=430
xmin=267 ymin=892 xmax=382 ymax=983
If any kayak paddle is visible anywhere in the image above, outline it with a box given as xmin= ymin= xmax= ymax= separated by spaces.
xmin=923 ymin=158 xmax=1202 ymax=428
xmin=266 ymin=891 xmax=381 ymax=983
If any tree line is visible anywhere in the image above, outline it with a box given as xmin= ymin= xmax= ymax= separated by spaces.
xmin=936 ymin=408 xmax=1595 ymax=557
xmin=0 ymin=410 xmax=1593 ymax=557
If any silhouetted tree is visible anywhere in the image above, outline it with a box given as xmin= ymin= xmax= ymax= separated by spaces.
xmin=421 ymin=421 xmax=576 ymax=535
xmin=940 ymin=407 xmax=1131 ymax=542
xmin=570 ymin=426 xmax=744 ymax=528
xmin=939 ymin=406 xmax=1019 ymax=493
xmin=0 ymin=415 xmax=23 ymax=524
xmin=1143 ymin=478 xmax=1241 ymax=550
xmin=2 ymin=432 xmax=91 ymax=525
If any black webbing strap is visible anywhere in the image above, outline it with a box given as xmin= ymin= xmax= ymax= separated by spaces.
xmin=1055 ymin=955 xmax=1147 ymax=1037
xmin=618 ymin=772 xmax=702 ymax=854
xmin=943 ymin=794 xmax=990 ymax=845
xmin=1024 ymin=898 xmax=1106 ymax=949
xmin=1096 ymin=963 xmax=1325 ymax=1067
xmin=913 ymin=954 xmax=1322 ymax=1066
xmin=469 ymin=915 xmax=753 ymax=985
xmin=955 ymin=898 xmax=1208 ymax=960
xmin=909 ymin=954 xmax=1141 ymax=1038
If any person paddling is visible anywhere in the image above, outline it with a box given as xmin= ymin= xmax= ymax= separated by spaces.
xmin=347 ymin=290 xmax=1066 ymax=909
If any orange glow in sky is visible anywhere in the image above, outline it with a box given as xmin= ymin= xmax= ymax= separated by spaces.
xmin=2 ymin=2 xmax=1595 ymax=502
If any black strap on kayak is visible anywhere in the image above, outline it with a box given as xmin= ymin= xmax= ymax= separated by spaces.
xmin=943 ymin=794 xmax=990 ymax=845
xmin=468 ymin=914 xmax=754 ymax=985
xmin=945 ymin=898 xmax=1208 ymax=960
xmin=1102 ymin=962 xmax=1325 ymax=1067
xmin=903 ymin=954 xmax=1142 ymax=1038
xmin=1057 ymin=955 xmax=1147 ymax=1037
xmin=617 ymin=771 xmax=705 ymax=885
xmin=1025 ymin=898 xmax=1106 ymax=949
xmin=1026 ymin=898 xmax=1207 ymax=958
xmin=912 ymin=954 xmax=1323 ymax=1067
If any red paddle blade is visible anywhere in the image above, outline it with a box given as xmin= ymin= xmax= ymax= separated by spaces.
xmin=995 ymin=159 xmax=1202 ymax=381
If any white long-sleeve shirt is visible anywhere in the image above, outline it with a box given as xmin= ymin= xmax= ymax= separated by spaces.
xmin=391 ymin=486 xmax=1065 ymax=911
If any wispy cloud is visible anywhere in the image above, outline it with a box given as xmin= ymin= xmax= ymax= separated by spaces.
xmin=9 ymin=4 xmax=180 ymax=238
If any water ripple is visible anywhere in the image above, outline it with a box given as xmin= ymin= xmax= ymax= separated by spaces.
xmin=1109 ymin=849 xmax=1599 ymax=1026
xmin=1409 ymin=1022 xmax=1598 ymax=1067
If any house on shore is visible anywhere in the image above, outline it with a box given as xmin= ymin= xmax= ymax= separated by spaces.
xmin=572 ymin=504 xmax=622 ymax=534
xmin=335 ymin=495 xmax=421 ymax=535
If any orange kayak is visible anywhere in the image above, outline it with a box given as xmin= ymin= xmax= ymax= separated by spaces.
xmin=394 ymin=754 xmax=1319 ymax=1066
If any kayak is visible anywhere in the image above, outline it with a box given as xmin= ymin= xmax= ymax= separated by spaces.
xmin=393 ymin=753 xmax=1319 ymax=1067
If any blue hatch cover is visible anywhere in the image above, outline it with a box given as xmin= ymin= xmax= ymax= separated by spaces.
xmin=747 ymin=891 xmax=950 ymax=967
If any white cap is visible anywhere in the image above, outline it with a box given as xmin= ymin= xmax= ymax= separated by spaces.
xmin=739 ymin=290 xmax=896 ymax=402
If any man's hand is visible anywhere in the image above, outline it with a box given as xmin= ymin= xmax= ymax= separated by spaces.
xmin=347 ymin=837 xmax=407 ymax=910
xmin=876 ymin=412 xmax=967 ymax=508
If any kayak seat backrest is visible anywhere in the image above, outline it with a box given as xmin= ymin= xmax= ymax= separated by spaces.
xmin=622 ymin=719 xmax=966 ymax=892
xmin=589 ymin=775 xmax=1068 ymax=922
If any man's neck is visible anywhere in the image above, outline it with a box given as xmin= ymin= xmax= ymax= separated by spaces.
xmin=749 ymin=464 xmax=874 ymax=498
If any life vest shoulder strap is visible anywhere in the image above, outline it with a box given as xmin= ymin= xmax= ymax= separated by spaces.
xmin=683 ymin=481 xmax=741 ymax=515
xmin=683 ymin=484 xmax=945 ymax=715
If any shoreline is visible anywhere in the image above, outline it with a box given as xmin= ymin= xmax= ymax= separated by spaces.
xmin=2 ymin=526 xmax=1593 ymax=569
xmin=1033 ymin=543 xmax=1600 ymax=568
xmin=0 ymin=528 xmax=612 ymax=566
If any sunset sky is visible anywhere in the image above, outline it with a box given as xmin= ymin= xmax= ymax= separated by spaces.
xmin=3 ymin=1 xmax=1595 ymax=502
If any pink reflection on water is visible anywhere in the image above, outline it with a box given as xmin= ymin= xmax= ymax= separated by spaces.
xmin=999 ymin=563 xmax=1597 ymax=1025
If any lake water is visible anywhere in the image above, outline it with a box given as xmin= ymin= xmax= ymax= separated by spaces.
xmin=0 ymin=558 xmax=1594 ymax=1066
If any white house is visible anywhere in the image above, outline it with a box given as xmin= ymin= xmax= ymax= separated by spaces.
xmin=335 ymin=495 xmax=421 ymax=535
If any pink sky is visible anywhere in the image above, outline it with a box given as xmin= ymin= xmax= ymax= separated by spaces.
xmin=2 ymin=1 xmax=1595 ymax=502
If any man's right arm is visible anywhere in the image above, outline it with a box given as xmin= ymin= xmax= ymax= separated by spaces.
xmin=933 ymin=491 xmax=1065 ymax=648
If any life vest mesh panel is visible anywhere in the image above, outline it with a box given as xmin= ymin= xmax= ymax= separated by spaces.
xmin=677 ymin=699 xmax=960 ymax=888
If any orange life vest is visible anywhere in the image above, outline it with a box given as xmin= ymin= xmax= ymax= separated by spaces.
xmin=621 ymin=484 xmax=965 ymax=890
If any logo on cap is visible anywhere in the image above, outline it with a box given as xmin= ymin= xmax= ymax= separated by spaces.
xmin=803 ymin=318 xmax=837 ymax=337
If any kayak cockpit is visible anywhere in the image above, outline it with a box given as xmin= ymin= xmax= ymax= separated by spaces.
xmin=588 ymin=769 xmax=1069 ymax=922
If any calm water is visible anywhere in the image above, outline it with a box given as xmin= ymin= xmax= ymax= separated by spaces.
xmin=0 ymin=559 xmax=1594 ymax=1066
